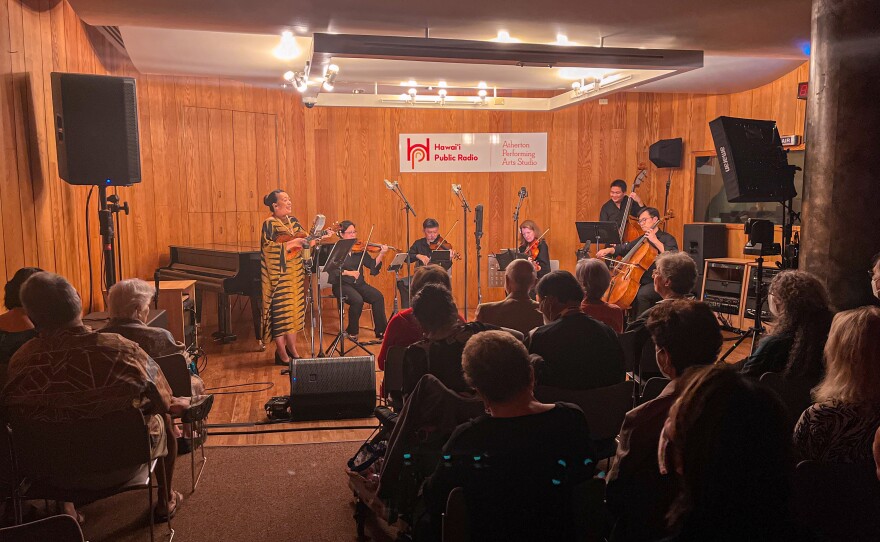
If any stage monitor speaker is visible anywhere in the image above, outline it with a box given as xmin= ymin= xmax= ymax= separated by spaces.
xmin=288 ymin=356 xmax=375 ymax=420
xmin=649 ymin=138 xmax=682 ymax=168
xmin=684 ymin=224 xmax=728 ymax=295
xmin=51 ymin=72 xmax=141 ymax=186
xmin=708 ymin=116 xmax=797 ymax=203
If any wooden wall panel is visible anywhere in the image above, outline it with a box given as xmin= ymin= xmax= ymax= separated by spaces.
xmin=1 ymin=0 xmax=810 ymax=315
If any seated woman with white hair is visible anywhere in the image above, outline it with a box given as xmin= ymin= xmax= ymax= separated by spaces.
xmin=102 ymin=278 xmax=204 ymax=396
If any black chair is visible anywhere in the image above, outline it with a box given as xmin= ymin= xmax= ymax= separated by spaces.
xmin=792 ymin=460 xmax=880 ymax=541
xmin=382 ymin=346 xmax=407 ymax=411
xmin=0 ymin=514 xmax=85 ymax=542
xmin=638 ymin=377 xmax=671 ymax=405
xmin=154 ymin=353 xmax=210 ymax=492
xmin=758 ymin=372 xmax=814 ymax=431
xmin=535 ymin=381 xmax=637 ymax=460
xmin=7 ymin=408 xmax=173 ymax=542
xmin=619 ymin=329 xmax=660 ymax=406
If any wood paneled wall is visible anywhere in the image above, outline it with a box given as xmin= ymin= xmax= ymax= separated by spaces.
xmin=1 ymin=0 xmax=809 ymax=317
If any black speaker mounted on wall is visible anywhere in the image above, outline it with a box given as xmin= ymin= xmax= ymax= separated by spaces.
xmin=51 ymin=72 xmax=141 ymax=186
xmin=709 ymin=116 xmax=797 ymax=203
xmin=649 ymin=138 xmax=682 ymax=168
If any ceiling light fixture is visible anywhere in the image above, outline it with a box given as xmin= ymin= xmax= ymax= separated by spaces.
xmin=293 ymin=73 xmax=308 ymax=93
xmin=273 ymin=31 xmax=299 ymax=60
xmin=438 ymin=88 xmax=447 ymax=105
xmin=322 ymin=64 xmax=339 ymax=92
xmin=438 ymin=80 xmax=447 ymax=88
xmin=478 ymin=81 xmax=487 ymax=89
xmin=554 ymin=34 xmax=575 ymax=46
xmin=492 ymin=30 xmax=519 ymax=43
xmin=283 ymin=71 xmax=295 ymax=82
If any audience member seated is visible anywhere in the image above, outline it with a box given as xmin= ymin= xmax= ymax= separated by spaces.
xmin=1 ymin=272 xmax=201 ymax=522
xmin=740 ymin=271 xmax=833 ymax=387
xmin=794 ymin=306 xmax=880 ymax=463
xmin=626 ymin=251 xmax=697 ymax=333
xmin=526 ymin=270 xmax=624 ymax=390
xmin=576 ymin=258 xmax=624 ymax=333
xmin=658 ymin=365 xmax=809 ymax=541
xmin=376 ymin=265 xmax=454 ymax=371
xmin=419 ymin=331 xmax=596 ymax=542
xmin=403 ymin=284 xmax=498 ymax=395
xmin=474 ymin=259 xmax=543 ymax=336
xmin=101 ymin=278 xmax=205 ymax=395
xmin=606 ymin=300 xmax=722 ymax=542
xmin=0 ymin=267 xmax=43 ymax=382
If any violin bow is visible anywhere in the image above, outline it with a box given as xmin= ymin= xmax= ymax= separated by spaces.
xmin=431 ymin=220 xmax=460 ymax=254
xmin=356 ymin=224 xmax=376 ymax=271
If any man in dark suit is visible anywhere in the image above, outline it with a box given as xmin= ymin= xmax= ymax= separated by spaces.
xmin=475 ymin=259 xmax=543 ymax=336
xmin=526 ymin=270 xmax=624 ymax=390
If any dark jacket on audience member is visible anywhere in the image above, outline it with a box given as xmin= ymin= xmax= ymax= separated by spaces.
xmin=422 ymin=402 xmax=597 ymax=542
xmin=606 ymin=380 xmax=681 ymax=541
xmin=526 ymin=310 xmax=625 ymax=390
xmin=740 ymin=333 xmax=794 ymax=379
xmin=402 ymin=321 xmax=498 ymax=395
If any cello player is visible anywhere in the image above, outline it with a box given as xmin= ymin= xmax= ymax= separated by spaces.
xmin=596 ymin=207 xmax=678 ymax=315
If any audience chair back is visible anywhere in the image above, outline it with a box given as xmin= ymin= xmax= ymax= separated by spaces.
xmin=534 ymin=381 xmax=636 ymax=459
xmin=792 ymin=460 xmax=880 ymax=541
xmin=0 ymin=514 xmax=85 ymax=542
xmin=758 ymin=372 xmax=814 ymax=431
xmin=383 ymin=346 xmax=407 ymax=411
xmin=7 ymin=408 xmax=171 ymax=541
xmin=154 ymin=353 xmax=192 ymax=397
xmin=442 ymin=486 xmax=468 ymax=542
xmin=639 ymin=377 xmax=671 ymax=406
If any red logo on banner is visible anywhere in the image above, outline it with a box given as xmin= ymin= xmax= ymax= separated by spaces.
xmin=406 ymin=138 xmax=430 ymax=169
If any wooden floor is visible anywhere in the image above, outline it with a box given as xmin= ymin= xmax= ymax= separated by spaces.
xmin=201 ymin=311 xmax=754 ymax=447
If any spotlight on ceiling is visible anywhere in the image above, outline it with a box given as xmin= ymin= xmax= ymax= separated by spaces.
xmin=322 ymin=64 xmax=339 ymax=92
xmin=492 ymin=30 xmax=519 ymax=43
xmin=274 ymin=31 xmax=299 ymax=60
xmin=283 ymin=71 xmax=295 ymax=82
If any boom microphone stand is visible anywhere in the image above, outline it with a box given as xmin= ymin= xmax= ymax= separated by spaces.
xmin=513 ymin=186 xmax=527 ymax=248
xmin=474 ymin=204 xmax=484 ymax=305
xmin=453 ymin=184 xmax=471 ymax=317
xmin=385 ymin=179 xmax=416 ymax=303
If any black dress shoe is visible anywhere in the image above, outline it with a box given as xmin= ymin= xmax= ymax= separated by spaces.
xmin=286 ymin=347 xmax=302 ymax=360
xmin=274 ymin=350 xmax=291 ymax=366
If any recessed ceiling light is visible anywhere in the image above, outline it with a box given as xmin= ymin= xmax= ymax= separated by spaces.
xmin=492 ymin=30 xmax=519 ymax=43
xmin=273 ymin=31 xmax=299 ymax=60
xmin=407 ymin=79 xmax=417 ymax=86
xmin=478 ymin=81 xmax=488 ymax=89
xmin=437 ymin=80 xmax=447 ymax=88
xmin=553 ymin=34 xmax=576 ymax=46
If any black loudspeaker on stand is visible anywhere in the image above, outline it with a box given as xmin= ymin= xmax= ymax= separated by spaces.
xmin=51 ymin=72 xmax=142 ymax=289
xmin=287 ymin=356 xmax=376 ymax=421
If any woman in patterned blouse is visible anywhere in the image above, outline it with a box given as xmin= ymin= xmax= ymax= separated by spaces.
xmin=794 ymin=306 xmax=880 ymax=463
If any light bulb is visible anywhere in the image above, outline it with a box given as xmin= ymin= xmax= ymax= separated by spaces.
xmin=478 ymin=89 xmax=487 ymax=97
xmin=283 ymin=71 xmax=295 ymax=82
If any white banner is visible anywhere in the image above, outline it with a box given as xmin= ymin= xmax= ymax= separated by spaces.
xmin=399 ymin=133 xmax=547 ymax=173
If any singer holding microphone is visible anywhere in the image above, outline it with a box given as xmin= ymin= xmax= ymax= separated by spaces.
xmin=260 ymin=189 xmax=312 ymax=365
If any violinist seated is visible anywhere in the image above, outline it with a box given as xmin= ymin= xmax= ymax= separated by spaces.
xmin=327 ymin=221 xmax=389 ymax=342
xmin=398 ymin=218 xmax=456 ymax=309
xmin=595 ymin=207 xmax=678 ymax=316
xmin=518 ymin=220 xmax=550 ymax=281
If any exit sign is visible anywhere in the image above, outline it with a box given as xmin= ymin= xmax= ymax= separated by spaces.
xmin=797 ymin=82 xmax=809 ymax=100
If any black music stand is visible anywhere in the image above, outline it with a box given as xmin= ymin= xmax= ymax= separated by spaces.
xmin=429 ymin=250 xmax=452 ymax=266
xmin=576 ymin=221 xmax=620 ymax=258
xmin=494 ymin=248 xmax=528 ymax=271
xmin=317 ymin=238 xmax=358 ymax=358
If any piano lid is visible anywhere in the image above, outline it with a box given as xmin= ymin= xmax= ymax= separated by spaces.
xmin=170 ymin=242 xmax=261 ymax=253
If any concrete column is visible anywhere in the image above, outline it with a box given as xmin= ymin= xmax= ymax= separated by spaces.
xmin=801 ymin=0 xmax=880 ymax=309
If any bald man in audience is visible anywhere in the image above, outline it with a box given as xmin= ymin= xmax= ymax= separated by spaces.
xmin=475 ymin=259 xmax=544 ymax=336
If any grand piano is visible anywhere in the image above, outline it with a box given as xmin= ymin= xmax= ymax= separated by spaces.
xmin=156 ymin=243 xmax=262 ymax=345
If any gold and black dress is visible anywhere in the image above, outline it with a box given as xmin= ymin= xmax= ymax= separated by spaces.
xmin=260 ymin=216 xmax=306 ymax=342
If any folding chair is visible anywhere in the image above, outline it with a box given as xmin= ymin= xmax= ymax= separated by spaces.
xmin=7 ymin=408 xmax=174 ymax=542
xmin=154 ymin=353 xmax=209 ymax=492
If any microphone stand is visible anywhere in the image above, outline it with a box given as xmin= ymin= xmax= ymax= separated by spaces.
xmin=663 ymin=170 xmax=672 ymax=217
xmin=389 ymin=181 xmax=417 ymax=303
xmin=453 ymin=186 xmax=472 ymax=318
xmin=513 ymin=189 xmax=526 ymax=248
xmin=475 ymin=207 xmax=483 ymax=305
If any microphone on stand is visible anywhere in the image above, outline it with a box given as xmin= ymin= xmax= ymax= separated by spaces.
xmin=452 ymin=184 xmax=462 ymax=196
xmin=474 ymin=204 xmax=484 ymax=239
xmin=384 ymin=179 xmax=397 ymax=190
xmin=518 ymin=186 xmax=528 ymax=199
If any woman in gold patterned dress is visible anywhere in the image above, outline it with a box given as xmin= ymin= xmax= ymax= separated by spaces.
xmin=261 ymin=189 xmax=310 ymax=365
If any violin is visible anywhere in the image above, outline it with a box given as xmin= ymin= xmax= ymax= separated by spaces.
xmin=352 ymin=241 xmax=398 ymax=254
xmin=428 ymin=238 xmax=462 ymax=260
xmin=274 ymin=216 xmax=329 ymax=261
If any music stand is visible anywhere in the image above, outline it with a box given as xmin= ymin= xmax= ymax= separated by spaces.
xmin=575 ymin=221 xmax=621 ymax=256
xmin=494 ymin=248 xmax=528 ymax=271
xmin=317 ymin=238 xmax=357 ymax=358
xmin=429 ymin=250 xmax=452 ymax=265
xmin=387 ymin=252 xmax=408 ymax=315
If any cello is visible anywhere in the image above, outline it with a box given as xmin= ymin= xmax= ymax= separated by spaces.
xmin=618 ymin=165 xmax=649 ymax=244
xmin=602 ymin=211 xmax=674 ymax=310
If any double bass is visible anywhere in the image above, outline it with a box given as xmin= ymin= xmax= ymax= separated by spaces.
xmin=602 ymin=211 xmax=674 ymax=310
xmin=618 ymin=165 xmax=649 ymax=244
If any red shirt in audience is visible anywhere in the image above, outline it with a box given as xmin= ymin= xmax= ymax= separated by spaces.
xmin=580 ymin=299 xmax=624 ymax=334
xmin=377 ymin=309 xmax=465 ymax=370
